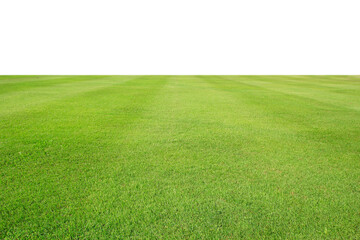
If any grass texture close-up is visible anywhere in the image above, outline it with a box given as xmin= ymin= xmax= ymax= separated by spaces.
xmin=1 ymin=75 xmax=360 ymax=239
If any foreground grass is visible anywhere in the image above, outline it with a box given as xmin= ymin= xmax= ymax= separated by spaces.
xmin=0 ymin=75 xmax=359 ymax=239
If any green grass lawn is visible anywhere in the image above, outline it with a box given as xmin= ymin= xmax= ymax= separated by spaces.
xmin=1 ymin=75 xmax=359 ymax=239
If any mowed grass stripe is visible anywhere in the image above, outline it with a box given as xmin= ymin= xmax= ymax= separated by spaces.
xmin=76 ymin=76 xmax=255 ymax=238
xmin=0 ymin=76 xmax=141 ymax=117
xmin=202 ymin=75 xmax=360 ymax=237
xmin=0 ymin=76 xmax=66 ymax=84
xmin=219 ymin=75 xmax=360 ymax=152
xmin=208 ymin=76 xmax=360 ymax=136
xmin=63 ymin=76 xmax=359 ymax=238
xmin=224 ymin=75 xmax=360 ymax=112
xmin=206 ymin=76 xmax=359 ymax=169
xmin=0 ymin=76 xmax=168 ymax=238
xmin=0 ymin=76 xmax=107 ymax=94
xmin=0 ymin=76 xmax=359 ymax=239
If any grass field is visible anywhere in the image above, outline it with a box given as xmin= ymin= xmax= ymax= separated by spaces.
xmin=1 ymin=75 xmax=360 ymax=239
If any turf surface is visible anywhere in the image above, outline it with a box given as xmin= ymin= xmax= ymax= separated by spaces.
xmin=1 ymin=75 xmax=360 ymax=239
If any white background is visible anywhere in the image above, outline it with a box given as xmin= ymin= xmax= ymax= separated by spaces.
xmin=0 ymin=0 xmax=359 ymax=75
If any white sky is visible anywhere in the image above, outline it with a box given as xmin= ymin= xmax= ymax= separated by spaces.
xmin=0 ymin=0 xmax=359 ymax=74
